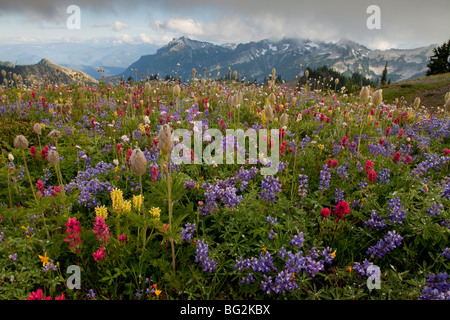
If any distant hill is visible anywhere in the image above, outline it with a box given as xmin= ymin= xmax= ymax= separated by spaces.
xmin=382 ymin=72 xmax=450 ymax=109
xmin=116 ymin=36 xmax=436 ymax=84
xmin=0 ymin=41 xmax=158 ymax=80
xmin=0 ymin=59 xmax=98 ymax=85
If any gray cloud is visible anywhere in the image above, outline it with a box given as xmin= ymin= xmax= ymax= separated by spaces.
xmin=0 ymin=0 xmax=448 ymax=48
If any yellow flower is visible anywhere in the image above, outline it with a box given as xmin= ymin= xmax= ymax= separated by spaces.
xmin=38 ymin=252 xmax=50 ymax=267
xmin=155 ymin=289 xmax=162 ymax=296
xmin=110 ymin=188 xmax=124 ymax=211
xmin=132 ymin=194 xmax=143 ymax=211
xmin=318 ymin=144 xmax=324 ymax=150
xmin=112 ymin=111 xmax=118 ymax=117
xmin=262 ymin=247 xmax=266 ymax=252
xmin=260 ymin=109 xmax=267 ymax=126
xmin=331 ymin=250 xmax=337 ymax=258
xmin=95 ymin=205 xmax=108 ymax=219
xmin=149 ymin=207 xmax=161 ymax=220
xmin=122 ymin=200 xmax=132 ymax=213
xmin=139 ymin=124 xmax=145 ymax=134
xmin=347 ymin=266 xmax=352 ymax=272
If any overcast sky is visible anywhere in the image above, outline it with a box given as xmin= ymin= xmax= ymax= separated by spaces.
xmin=0 ymin=0 xmax=448 ymax=49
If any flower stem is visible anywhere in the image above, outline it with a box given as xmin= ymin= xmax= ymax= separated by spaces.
xmin=167 ymin=156 xmax=175 ymax=273
xmin=21 ymin=150 xmax=38 ymax=205
xmin=140 ymin=174 xmax=147 ymax=251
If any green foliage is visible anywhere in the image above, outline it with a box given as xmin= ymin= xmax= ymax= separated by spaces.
xmin=426 ymin=39 xmax=450 ymax=76
xmin=0 ymin=74 xmax=449 ymax=301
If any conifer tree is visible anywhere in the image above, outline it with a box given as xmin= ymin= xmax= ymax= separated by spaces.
xmin=426 ymin=39 xmax=450 ymax=76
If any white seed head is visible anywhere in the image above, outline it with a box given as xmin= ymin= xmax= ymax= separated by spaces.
xmin=48 ymin=129 xmax=62 ymax=141
xmin=268 ymin=93 xmax=276 ymax=106
xmin=372 ymin=89 xmax=383 ymax=108
xmin=129 ymin=148 xmax=147 ymax=176
xmin=264 ymin=105 xmax=274 ymax=122
xmin=173 ymin=84 xmax=181 ymax=98
xmin=360 ymin=86 xmax=370 ymax=104
xmin=157 ymin=124 xmax=173 ymax=157
xmin=33 ymin=123 xmax=42 ymax=135
xmin=14 ymin=135 xmax=29 ymax=150
xmin=279 ymin=113 xmax=289 ymax=127
xmin=47 ymin=150 xmax=60 ymax=166
xmin=414 ymin=97 xmax=421 ymax=109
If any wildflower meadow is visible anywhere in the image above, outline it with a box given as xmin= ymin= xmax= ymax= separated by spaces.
xmin=0 ymin=70 xmax=449 ymax=302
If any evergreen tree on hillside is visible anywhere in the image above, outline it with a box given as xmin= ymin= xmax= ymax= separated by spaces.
xmin=426 ymin=39 xmax=450 ymax=76
xmin=296 ymin=65 xmax=376 ymax=93
xmin=380 ymin=62 xmax=388 ymax=86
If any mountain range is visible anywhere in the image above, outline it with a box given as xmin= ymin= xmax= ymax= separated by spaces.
xmin=0 ymin=41 xmax=159 ymax=80
xmin=0 ymin=36 xmax=436 ymax=85
xmin=116 ymin=36 xmax=436 ymax=84
xmin=0 ymin=58 xmax=97 ymax=85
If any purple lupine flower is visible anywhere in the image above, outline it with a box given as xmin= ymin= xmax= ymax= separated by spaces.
xmin=318 ymin=165 xmax=331 ymax=191
xmin=260 ymin=176 xmax=282 ymax=202
xmin=378 ymin=168 xmax=391 ymax=185
xmin=426 ymin=203 xmax=444 ymax=217
xmin=270 ymin=270 xmax=298 ymax=294
xmin=348 ymin=141 xmax=357 ymax=155
xmin=358 ymin=179 xmax=368 ymax=189
xmin=353 ymin=259 xmax=374 ymax=277
xmin=235 ymin=251 xmax=277 ymax=274
xmin=268 ymin=229 xmax=276 ymax=240
xmin=337 ymin=163 xmax=349 ymax=180
xmin=255 ymin=251 xmax=277 ymax=273
xmin=388 ymin=197 xmax=407 ymax=225
xmin=235 ymin=167 xmax=258 ymax=191
xmin=184 ymin=180 xmax=197 ymax=189
xmin=366 ymin=230 xmax=403 ymax=259
xmin=418 ymin=272 xmax=450 ymax=300
xmin=303 ymin=255 xmax=325 ymax=277
xmin=86 ymin=289 xmax=96 ymax=299
xmin=194 ymin=239 xmax=217 ymax=273
xmin=441 ymin=183 xmax=450 ymax=200
xmin=321 ymin=247 xmax=335 ymax=264
xmin=334 ymin=188 xmax=345 ymax=203
xmin=351 ymin=199 xmax=363 ymax=210
xmin=180 ymin=223 xmax=196 ymax=242
xmin=290 ymin=232 xmax=305 ymax=248
xmin=297 ymin=172 xmax=308 ymax=198
xmin=365 ymin=210 xmax=387 ymax=230
xmin=441 ymin=248 xmax=450 ymax=260
xmin=441 ymin=219 xmax=450 ymax=230
xmin=332 ymin=143 xmax=341 ymax=157
xmin=266 ymin=215 xmax=278 ymax=226
xmin=261 ymin=274 xmax=275 ymax=295
xmin=241 ymin=273 xmax=255 ymax=284
xmin=278 ymin=247 xmax=287 ymax=259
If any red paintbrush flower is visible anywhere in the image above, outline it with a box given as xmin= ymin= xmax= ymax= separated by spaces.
xmin=333 ymin=201 xmax=351 ymax=220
